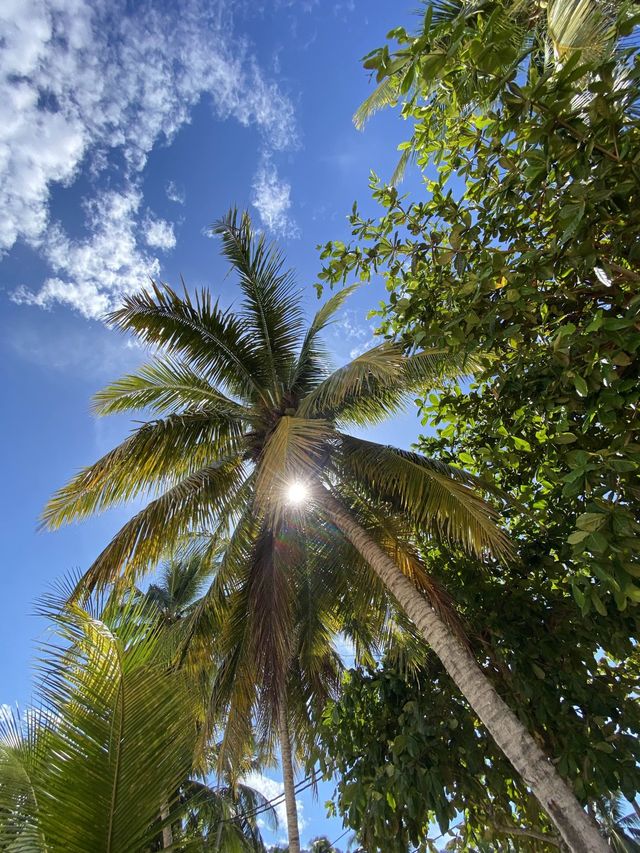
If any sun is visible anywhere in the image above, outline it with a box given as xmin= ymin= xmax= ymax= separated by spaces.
xmin=286 ymin=480 xmax=309 ymax=505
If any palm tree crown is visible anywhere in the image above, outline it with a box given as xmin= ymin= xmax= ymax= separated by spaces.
xmin=43 ymin=209 xmax=507 ymax=730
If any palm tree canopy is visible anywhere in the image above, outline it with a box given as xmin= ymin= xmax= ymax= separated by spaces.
xmin=42 ymin=209 xmax=511 ymax=759
xmin=44 ymin=208 xmax=509 ymax=570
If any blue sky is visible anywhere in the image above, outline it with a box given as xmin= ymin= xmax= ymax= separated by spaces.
xmin=0 ymin=0 xmax=426 ymax=846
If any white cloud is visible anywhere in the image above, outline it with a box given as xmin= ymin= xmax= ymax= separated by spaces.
xmin=252 ymin=157 xmax=298 ymax=237
xmin=241 ymin=770 xmax=306 ymax=840
xmin=142 ymin=215 xmax=176 ymax=251
xmin=165 ymin=180 xmax=186 ymax=205
xmin=13 ymin=187 xmax=161 ymax=319
xmin=1 ymin=0 xmax=299 ymax=314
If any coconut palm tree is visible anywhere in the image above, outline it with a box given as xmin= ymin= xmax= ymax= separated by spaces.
xmin=43 ymin=210 xmax=606 ymax=851
xmin=138 ymin=542 xmax=218 ymax=626
xmin=593 ymin=795 xmax=640 ymax=852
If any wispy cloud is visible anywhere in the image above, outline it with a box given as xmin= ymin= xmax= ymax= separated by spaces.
xmin=165 ymin=180 xmax=186 ymax=205
xmin=252 ymin=156 xmax=298 ymax=237
xmin=13 ymin=187 xmax=162 ymax=319
xmin=1 ymin=0 xmax=298 ymax=315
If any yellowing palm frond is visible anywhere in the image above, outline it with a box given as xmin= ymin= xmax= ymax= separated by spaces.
xmin=337 ymin=435 xmax=513 ymax=562
xmin=547 ymin=0 xmax=618 ymax=61
xmin=254 ymin=416 xmax=334 ymax=513
xmin=297 ymin=342 xmax=405 ymax=420
xmin=42 ymin=411 xmax=246 ymax=530
xmin=76 ymin=459 xmax=249 ymax=595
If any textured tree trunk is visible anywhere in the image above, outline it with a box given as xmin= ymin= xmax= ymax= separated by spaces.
xmin=278 ymin=699 xmax=301 ymax=853
xmin=322 ymin=494 xmax=608 ymax=853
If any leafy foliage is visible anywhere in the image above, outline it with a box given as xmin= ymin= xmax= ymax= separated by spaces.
xmin=314 ymin=1 xmax=640 ymax=847
xmin=317 ymin=554 xmax=640 ymax=851
xmin=319 ymin=0 xmax=640 ymax=613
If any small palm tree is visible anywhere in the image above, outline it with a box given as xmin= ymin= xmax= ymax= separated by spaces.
xmin=44 ymin=210 xmax=604 ymax=851
xmin=0 ymin=592 xmax=200 ymax=852
xmin=139 ymin=543 xmax=218 ymax=625
xmin=0 ymin=587 xmax=276 ymax=853
xmin=175 ymin=776 xmax=277 ymax=851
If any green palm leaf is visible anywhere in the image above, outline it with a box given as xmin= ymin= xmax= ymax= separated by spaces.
xmin=93 ymin=356 xmax=247 ymax=417
xmin=0 ymin=595 xmax=200 ymax=853
xmin=289 ymin=283 xmax=360 ymax=396
xmin=353 ymin=73 xmax=402 ymax=131
xmin=107 ymin=283 xmax=265 ymax=402
xmin=213 ymin=209 xmax=304 ymax=392
xmin=297 ymin=342 xmax=406 ymax=420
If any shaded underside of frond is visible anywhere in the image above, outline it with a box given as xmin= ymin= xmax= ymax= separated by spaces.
xmin=213 ymin=209 xmax=304 ymax=392
xmin=93 ymin=356 xmax=248 ymax=418
xmin=207 ymin=522 xmax=300 ymax=769
xmin=106 ymin=282 xmax=266 ymax=402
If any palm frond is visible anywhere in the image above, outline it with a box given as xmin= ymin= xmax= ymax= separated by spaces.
xmin=390 ymin=142 xmax=419 ymax=186
xmin=206 ymin=523 xmax=299 ymax=770
xmin=337 ymin=434 xmax=513 ymax=562
xmin=0 ymin=596 xmax=200 ymax=853
xmin=300 ymin=344 xmax=477 ymax=427
xmin=42 ymin=410 xmax=246 ymax=530
xmin=74 ymin=458 xmax=249 ymax=596
xmin=290 ymin=284 xmax=359 ymax=396
xmin=254 ymin=416 xmax=334 ymax=514
xmin=107 ymin=283 xmax=266 ymax=402
xmin=93 ymin=356 xmax=248 ymax=417
xmin=547 ymin=0 xmax=618 ymax=61
xmin=297 ymin=342 xmax=405 ymax=420
xmin=213 ymin=209 xmax=304 ymax=391
xmin=354 ymin=73 xmax=402 ymax=131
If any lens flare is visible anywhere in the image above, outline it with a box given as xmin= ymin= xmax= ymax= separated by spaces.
xmin=286 ymin=481 xmax=309 ymax=505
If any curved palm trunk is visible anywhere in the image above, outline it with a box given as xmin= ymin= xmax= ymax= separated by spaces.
xmin=322 ymin=495 xmax=607 ymax=853
xmin=278 ymin=699 xmax=301 ymax=853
